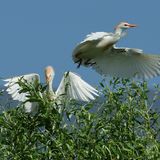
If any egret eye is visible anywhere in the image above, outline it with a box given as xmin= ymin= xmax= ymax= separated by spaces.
xmin=124 ymin=24 xmax=128 ymax=26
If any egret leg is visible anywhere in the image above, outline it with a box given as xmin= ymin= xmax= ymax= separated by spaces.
xmin=75 ymin=59 xmax=82 ymax=68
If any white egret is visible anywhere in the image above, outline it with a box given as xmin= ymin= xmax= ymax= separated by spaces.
xmin=3 ymin=66 xmax=99 ymax=112
xmin=73 ymin=22 xmax=160 ymax=79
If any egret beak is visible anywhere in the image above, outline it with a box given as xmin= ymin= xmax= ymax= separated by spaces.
xmin=128 ymin=24 xmax=137 ymax=28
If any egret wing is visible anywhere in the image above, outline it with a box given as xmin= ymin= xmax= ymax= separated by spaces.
xmin=3 ymin=73 xmax=40 ymax=102
xmin=92 ymin=46 xmax=160 ymax=79
xmin=81 ymin=32 xmax=111 ymax=43
xmin=73 ymin=32 xmax=114 ymax=65
xmin=56 ymin=72 xmax=99 ymax=102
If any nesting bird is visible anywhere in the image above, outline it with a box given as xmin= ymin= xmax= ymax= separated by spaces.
xmin=3 ymin=66 xmax=99 ymax=112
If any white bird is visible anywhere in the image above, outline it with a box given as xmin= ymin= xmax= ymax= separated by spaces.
xmin=3 ymin=66 xmax=99 ymax=113
xmin=73 ymin=22 xmax=160 ymax=79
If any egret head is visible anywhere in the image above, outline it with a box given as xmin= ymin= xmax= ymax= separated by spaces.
xmin=114 ymin=22 xmax=137 ymax=36
xmin=44 ymin=66 xmax=55 ymax=84
xmin=115 ymin=22 xmax=137 ymax=30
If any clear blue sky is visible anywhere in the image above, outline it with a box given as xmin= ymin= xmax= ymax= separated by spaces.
xmin=0 ymin=1 xmax=160 ymax=87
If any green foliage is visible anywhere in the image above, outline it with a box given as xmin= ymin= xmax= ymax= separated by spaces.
xmin=0 ymin=78 xmax=160 ymax=159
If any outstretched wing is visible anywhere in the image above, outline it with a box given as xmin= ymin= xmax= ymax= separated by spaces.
xmin=56 ymin=72 xmax=99 ymax=102
xmin=73 ymin=32 xmax=114 ymax=66
xmin=3 ymin=73 xmax=40 ymax=102
xmin=92 ymin=46 xmax=160 ymax=79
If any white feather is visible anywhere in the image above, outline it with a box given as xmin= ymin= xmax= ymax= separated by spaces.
xmin=72 ymin=22 xmax=160 ymax=79
xmin=73 ymin=32 xmax=115 ymax=63
xmin=81 ymin=32 xmax=112 ymax=43
xmin=56 ymin=72 xmax=99 ymax=102
xmin=92 ymin=47 xmax=160 ymax=79
xmin=3 ymin=74 xmax=40 ymax=113
xmin=3 ymin=73 xmax=40 ymax=102
xmin=2 ymin=68 xmax=99 ymax=113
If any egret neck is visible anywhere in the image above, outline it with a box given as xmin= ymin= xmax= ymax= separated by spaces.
xmin=47 ymin=80 xmax=53 ymax=93
xmin=114 ymin=27 xmax=127 ymax=39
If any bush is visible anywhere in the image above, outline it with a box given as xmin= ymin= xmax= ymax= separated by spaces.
xmin=0 ymin=78 xmax=160 ymax=159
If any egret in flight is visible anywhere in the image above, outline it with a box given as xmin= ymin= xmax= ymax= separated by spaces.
xmin=3 ymin=66 xmax=99 ymax=112
xmin=73 ymin=22 xmax=160 ymax=79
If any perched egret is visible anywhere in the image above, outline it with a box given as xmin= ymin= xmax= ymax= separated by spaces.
xmin=3 ymin=66 xmax=99 ymax=112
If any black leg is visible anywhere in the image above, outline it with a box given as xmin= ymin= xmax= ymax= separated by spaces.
xmin=75 ymin=59 xmax=82 ymax=68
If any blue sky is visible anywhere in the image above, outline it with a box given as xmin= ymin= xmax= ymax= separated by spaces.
xmin=0 ymin=1 xmax=160 ymax=87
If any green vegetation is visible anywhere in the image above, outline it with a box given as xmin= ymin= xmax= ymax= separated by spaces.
xmin=0 ymin=78 xmax=160 ymax=159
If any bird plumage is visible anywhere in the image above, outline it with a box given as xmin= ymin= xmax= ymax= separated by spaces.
xmin=4 ymin=74 xmax=40 ymax=102
xmin=72 ymin=22 xmax=160 ymax=79
xmin=3 ymin=66 xmax=99 ymax=113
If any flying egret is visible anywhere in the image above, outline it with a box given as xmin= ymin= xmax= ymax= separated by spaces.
xmin=72 ymin=22 xmax=160 ymax=79
xmin=3 ymin=66 xmax=99 ymax=113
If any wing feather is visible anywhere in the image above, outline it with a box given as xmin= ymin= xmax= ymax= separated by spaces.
xmin=3 ymin=73 xmax=40 ymax=102
xmin=92 ymin=47 xmax=160 ymax=79
xmin=81 ymin=32 xmax=112 ymax=43
xmin=73 ymin=32 xmax=114 ymax=64
xmin=56 ymin=72 xmax=99 ymax=102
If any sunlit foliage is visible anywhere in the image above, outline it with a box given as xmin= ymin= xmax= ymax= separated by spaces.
xmin=0 ymin=78 xmax=160 ymax=159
